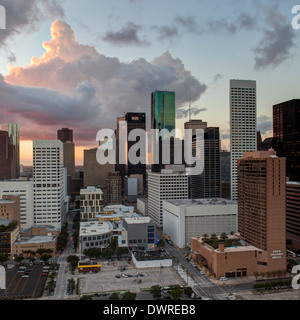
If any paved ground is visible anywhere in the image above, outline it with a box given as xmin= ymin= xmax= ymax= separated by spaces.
xmin=239 ymin=289 xmax=300 ymax=300
xmin=71 ymin=259 xmax=185 ymax=295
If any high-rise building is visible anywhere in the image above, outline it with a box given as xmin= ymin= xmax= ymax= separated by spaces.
xmin=83 ymin=148 xmax=115 ymax=187
xmin=115 ymin=116 xmax=127 ymax=190
xmin=238 ymin=150 xmax=286 ymax=272
xmin=0 ymin=131 xmax=16 ymax=180
xmin=184 ymin=120 xmax=220 ymax=199
xmin=286 ymin=181 xmax=300 ymax=251
xmin=57 ymin=128 xmax=75 ymax=180
xmin=148 ymin=168 xmax=188 ymax=227
xmin=106 ymin=171 xmax=122 ymax=205
xmin=33 ymin=140 xmax=67 ymax=229
xmin=273 ymin=99 xmax=300 ymax=182
xmin=230 ymin=79 xmax=257 ymax=201
xmin=57 ymin=128 xmax=73 ymax=143
xmin=0 ymin=124 xmax=20 ymax=177
xmin=126 ymin=113 xmax=147 ymax=188
xmin=151 ymin=91 xmax=176 ymax=172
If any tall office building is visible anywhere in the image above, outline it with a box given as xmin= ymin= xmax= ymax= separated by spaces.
xmin=286 ymin=181 xmax=300 ymax=250
xmin=126 ymin=113 xmax=147 ymax=188
xmin=33 ymin=140 xmax=66 ymax=229
xmin=151 ymin=91 xmax=176 ymax=172
xmin=273 ymin=99 xmax=300 ymax=182
xmin=83 ymin=148 xmax=115 ymax=187
xmin=0 ymin=131 xmax=16 ymax=180
xmin=0 ymin=124 xmax=20 ymax=177
xmin=115 ymin=116 xmax=127 ymax=189
xmin=106 ymin=171 xmax=122 ymax=205
xmin=230 ymin=79 xmax=257 ymax=201
xmin=238 ymin=150 xmax=286 ymax=272
xmin=57 ymin=128 xmax=75 ymax=179
xmin=148 ymin=168 xmax=188 ymax=227
xmin=184 ymin=120 xmax=220 ymax=199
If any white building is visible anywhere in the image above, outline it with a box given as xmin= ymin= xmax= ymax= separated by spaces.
xmin=79 ymin=220 xmax=113 ymax=254
xmin=33 ymin=140 xmax=67 ymax=229
xmin=148 ymin=169 xmax=189 ymax=227
xmin=80 ymin=186 xmax=104 ymax=220
xmin=0 ymin=179 xmax=34 ymax=230
xmin=230 ymin=79 xmax=257 ymax=201
xmin=163 ymin=198 xmax=237 ymax=248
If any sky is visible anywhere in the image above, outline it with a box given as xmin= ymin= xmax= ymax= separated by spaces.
xmin=0 ymin=0 xmax=299 ymax=166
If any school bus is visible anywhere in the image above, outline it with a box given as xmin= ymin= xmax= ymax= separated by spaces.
xmin=78 ymin=261 xmax=102 ymax=273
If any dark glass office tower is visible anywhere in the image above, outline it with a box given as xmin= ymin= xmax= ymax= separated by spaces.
xmin=273 ymin=99 xmax=300 ymax=182
xmin=151 ymin=91 xmax=176 ymax=172
xmin=126 ymin=112 xmax=146 ymax=188
xmin=186 ymin=124 xmax=221 ymax=199
xmin=57 ymin=128 xmax=73 ymax=143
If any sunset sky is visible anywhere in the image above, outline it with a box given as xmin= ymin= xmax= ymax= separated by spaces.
xmin=0 ymin=0 xmax=299 ymax=166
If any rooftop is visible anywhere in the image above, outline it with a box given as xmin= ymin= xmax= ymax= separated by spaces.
xmin=80 ymin=221 xmax=113 ymax=236
xmin=166 ymin=198 xmax=236 ymax=207
xmin=124 ymin=217 xmax=152 ymax=224
xmin=14 ymin=235 xmax=57 ymax=245
xmin=132 ymin=250 xmax=171 ymax=262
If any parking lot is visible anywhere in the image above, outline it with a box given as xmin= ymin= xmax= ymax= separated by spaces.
xmin=72 ymin=258 xmax=185 ymax=295
xmin=0 ymin=264 xmax=48 ymax=299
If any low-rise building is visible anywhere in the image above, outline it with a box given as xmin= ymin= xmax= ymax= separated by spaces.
xmin=80 ymin=186 xmax=104 ymax=221
xmin=163 ymin=198 xmax=237 ymax=248
xmin=137 ymin=198 xmax=148 ymax=216
xmin=122 ymin=217 xmax=156 ymax=250
xmin=79 ymin=221 xmax=113 ymax=254
xmin=0 ymin=220 xmax=19 ymax=254
xmin=11 ymin=225 xmax=59 ymax=257
xmin=131 ymin=250 xmax=172 ymax=269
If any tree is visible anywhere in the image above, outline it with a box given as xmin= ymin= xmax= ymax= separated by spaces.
xmin=171 ymin=288 xmax=183 ymax=300
xmin=0 ymin=253 xmax=9 ymax=264
xmin=220 ymin=233 xmax=228 ymax=241
xmin=184 ymin=287 xmax=194 ymax=298
xmin=254 ymin=272 xmax=259 ymax=280
xmin=150 ymin=285 xmax=162 ymax=300
xmin=109 ymin=238 xmax=118 ymax=252
xmin=116 ymin=247 xmax=129 ymax=256
xmin=122 ymin=291 xmax=137 ymax=300
xmin=158 ymin=239 xmax=165 ymax=248
xmin=109 ymin=293 xmax=120 ymax=300
xmin=40 ymin=253 xmax=52 ymax=262
xmin=67 ymin=255 xmax=79 ymax=271
xmin=80 ymin=295 xmax=92 ymax=300
xmin=14 ymin=256 xmax=24 ymax=263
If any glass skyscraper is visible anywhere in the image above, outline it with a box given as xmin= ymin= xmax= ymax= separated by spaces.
xmin=151 ymin=91 xmax=176 ymax=172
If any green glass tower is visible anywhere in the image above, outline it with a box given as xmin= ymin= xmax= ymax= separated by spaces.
xmin=151 ymin=91 xmax=176 ymax=172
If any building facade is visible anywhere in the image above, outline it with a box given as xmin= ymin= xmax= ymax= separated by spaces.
xmin=238 ymin=150 xmax=286 ymax=272
xmin=286 ymin=181 xmax=300 ymax=250
xmin=163 ymin=198 xmax=237 ymax=248
xmin=0 ymin=131 xmax=16 ymax=181
xmin=80 ymin=187 xmax=104 ymax=221
xmin=148 ymin=169 xmax=188 ymax=227
xmin=33 ymin=140 xmax=67 ymax=229
xmin=230 ymin=80 xmax=257 ymax=201
xmin=0 ymin=180 xmax=34 ymax=230
xmin=273 ymin=99 xmax=300 ymax=182
xmin=106 ymin=172 xmax=122 ymax=205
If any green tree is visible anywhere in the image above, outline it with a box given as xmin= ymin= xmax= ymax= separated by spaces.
xmin=40 ymin=253 xmax=52 ymax=262
xmin=184 ymin=287 xmax=194 ymax=298
xmin=109 ymin=238 xmax=118 ymax=252
xmin=158 ymin=239 xmax=165 ymax=248
xmin=220 ymin=233 xmax=228 ymax=241
xmin=14 ymin=256 xmax=24 ymax=263
xmin=150 ymin=285 xmax=162 ymax=300
xmin=0 ymin=253 xmax=9 ymax=264
xmin=109 ymin=293 xmax=120 ymax=300
xmin=116 ymin=247 xmax=129 ymax=256
xmin=122 ymin=291 xmax=137 ymax=300
xmin=80 ymin=295 xmax=92 ymax=300
xmin=171 ymin=288 xmax=183 ymax=300
xmin=67 ymin=255 xmax=79 ymax=271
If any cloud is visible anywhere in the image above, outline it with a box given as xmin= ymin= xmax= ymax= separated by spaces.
xmin=103 ymin=22 xmax=150 ymax=46
xmin=3 ymin=20 xmax=207 ymax=146
xmin=177 ymin=106 xmax=208 ymax=120
xmin=213 ymin=73 xmax=223 ymax=84
xmin=257 ymin=114 xmax=272 ymax=135
xmin=0 ymin=0 xmax=64 ymax=45
xmin=253 ymin=4 xmax=297 ymax=70
xmin=153 ymin=25 xmax=179 ymax=41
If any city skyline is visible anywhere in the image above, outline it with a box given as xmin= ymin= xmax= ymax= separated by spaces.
xmin=0 ymin=1 xmax=299 ymax=166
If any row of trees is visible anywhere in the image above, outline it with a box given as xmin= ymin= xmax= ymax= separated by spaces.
xmin=253 ymin=270 xmax=287 ymax=280
xmin=0 ymin=221 xmax=19 ymax=232
xmin=57 ymin=222 xmax=69 ymax=252
xmin=253 ymin=279 xmax=292 ymax=291
xmin=149 ymin=285 xmax=194 ymax=300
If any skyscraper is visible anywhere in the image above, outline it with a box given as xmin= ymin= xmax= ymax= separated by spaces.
xmin=230 ymin=79 xmax=257 ymax=201
xmin=33 ymin=140 xmax=67 ymax=229
xmin=273 ymin=99 xmax=300 ymax=182
xmin=57 ymin=128 xmax=75 ymax=179
xmin=126 ymin=112 xmax=146 ymax=188
xmin=238 ymin=150 xmax=286 ymax=272
xmin=184 ymin=120 xmax=221 ymax=199
xmin=151 ymin=91 xmax=176 ymax=172
xmin=0 ymin=124 xmax=20 ymax=177
xmin=0 ymin=131 xmax=16 ymax=180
